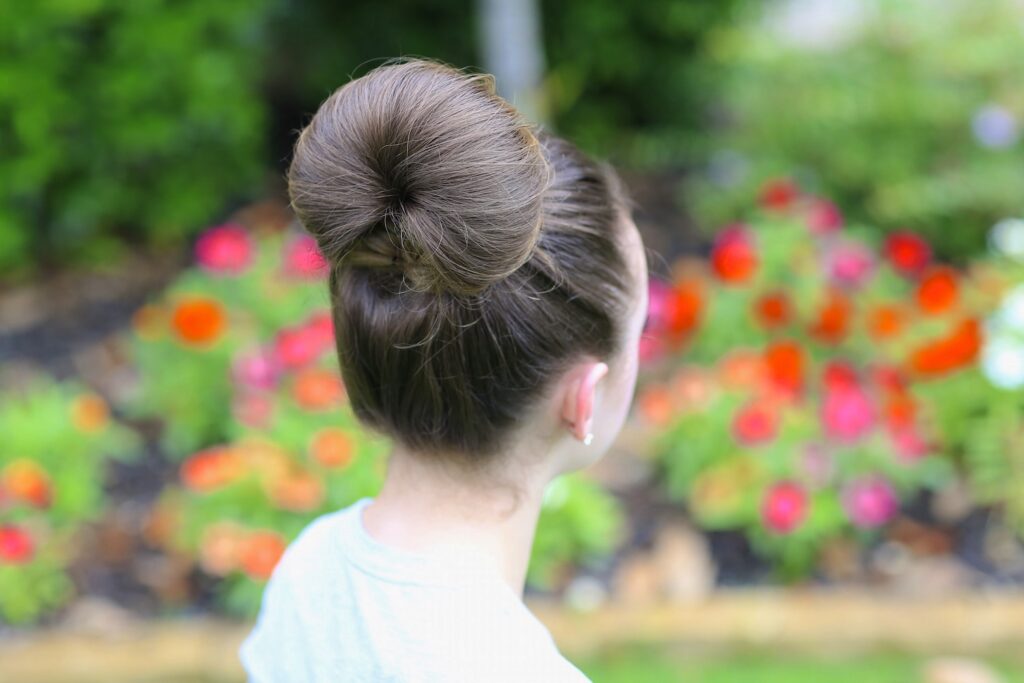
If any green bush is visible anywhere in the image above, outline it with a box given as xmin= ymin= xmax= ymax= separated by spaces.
xmin=0 ymin=0 xmax=270 ymax=280
xmin=692 ymin=0 xmax=1024 ymax=260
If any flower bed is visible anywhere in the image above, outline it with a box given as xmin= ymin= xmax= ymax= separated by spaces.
xmin=637 ymin=181 xmax=1024 ymax=577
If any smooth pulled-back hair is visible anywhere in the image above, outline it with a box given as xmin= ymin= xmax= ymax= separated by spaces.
xmin=288 ymin=58 xmax=634 ymax=473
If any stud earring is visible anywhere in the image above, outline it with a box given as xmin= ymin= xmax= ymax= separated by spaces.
xmin=583 ymin=432 xmax=594 ymax=446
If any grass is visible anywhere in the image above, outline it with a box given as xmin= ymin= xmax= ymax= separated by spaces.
xmin=575 ymin=645 xmax=1024 ymax=683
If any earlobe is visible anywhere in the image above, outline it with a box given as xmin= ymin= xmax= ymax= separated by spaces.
xmin=566 ymin=362 xmax=608 ymax=442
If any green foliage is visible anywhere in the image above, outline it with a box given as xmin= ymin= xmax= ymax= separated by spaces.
xmin=529 ymin=474 xmax=626 ymax=588
xmin=540 ymin=0 xmax=742 ymax=165
xmin=0 ymin=0 xmax=269 ymax=280
xmin=261 ymin=0 xmax=742 ymax=167
xmin=692 ymin=0 xmax=1024 ymax=259
xmin=0 ymin=375 xmax=139 ymax=624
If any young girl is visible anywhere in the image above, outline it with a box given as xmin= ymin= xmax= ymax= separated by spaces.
xmin=239 ymin=57 xmax=650 ymax=682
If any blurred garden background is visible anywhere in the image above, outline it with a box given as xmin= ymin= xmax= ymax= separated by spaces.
xmin=2 ymin=0 xmax=1024 ymax=680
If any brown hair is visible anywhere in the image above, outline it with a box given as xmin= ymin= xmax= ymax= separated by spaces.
xmin=288 ymin=58 xmax=634 ymax=476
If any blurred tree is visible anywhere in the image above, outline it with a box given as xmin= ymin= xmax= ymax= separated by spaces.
xmin=0 ymin=0 xmax=270 ymax=281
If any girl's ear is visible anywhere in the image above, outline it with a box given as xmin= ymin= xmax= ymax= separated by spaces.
xmin=560 ymin=362 xmax=609 ymax=442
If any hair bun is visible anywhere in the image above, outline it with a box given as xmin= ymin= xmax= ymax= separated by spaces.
xmin=287 ymin=59 xmax=551 ymax=296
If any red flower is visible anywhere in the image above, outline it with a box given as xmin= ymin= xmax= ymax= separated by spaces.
xmin=194 ymin=223 xmax=253 ymax=275
xmin=753 ymin=291 xmax=792 ymax=330
xmin=711 ymin=225 xmax=758 ymax=284
xmin=915 ymin=266 xmax=960 ymax=315
xmin=908 ymin=318 xmax=983 ymax=377
xmin=762 ymin=481 xmax=808 ymax=534
xmin=0 ymin=525 xmax=34 ymax=564
xmin=823 ymin=360 xmax=859 ymax=391
xmin=884 ymin=232 xmax=931 ymax=277
xmin=759 ymin=178 xmax=800 ymax=212
xmin=665 ymin=281 xmax=703 ymax=337
xmin=764 ymin=340 xmax=805 ymax=396
xmin=732 ymin=399 xmax=779 ymax=446
xmin=809 ymin=290 xmax=852 ymax=344
xmin=305 ymin=311 xmax=336 ymax=349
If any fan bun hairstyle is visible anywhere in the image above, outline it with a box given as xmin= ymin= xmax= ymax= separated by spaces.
xmin=288 ymin=58 xmax=635 ymax=475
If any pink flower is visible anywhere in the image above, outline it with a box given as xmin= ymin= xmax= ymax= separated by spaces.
xmin=305 ymin=311 xmax=335 ymax=349
xmin=806 ymin=199 xmax=844 ymax=235
xmin=195 ymin=223 xmax=253 ymax=275
xmin=842 ymin=477 xmax=899 ymax=529
xmin=825 ymin=239 xmax=875 ymax=288
xmin=800 ymin=443 xmax=835 ymax=489
xmin=822 ymin=385 xmax=875 ymax=442
xmin=232 ymin=347 xmax=281 ymax=391
xmin=890 ymin=425 xmax=930 ymax=461
xmin=283 ymin=235 xmax=329 ymax=279
xmin=0 ymin=524 xmax=34 ymax=564
xmin=762 ymin=481 xmax=808 ymax=534
xmin=233 ymin=392 xmax=274 ymax=429
xmin=273 ymin=325 xmax=326 ymax=370
xmin=638 ymin=334 xmax=666 ymax=364
xmin=732 ymin=400 xmax=779 ymax=446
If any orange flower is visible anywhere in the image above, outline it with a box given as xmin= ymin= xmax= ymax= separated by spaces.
xmin=310 ymin=428 xmax=356 ymax=469
xmin=763 ymin=340 xmax=805 ymax=396
xmin=809 ymin=289 xmax=851 ymax=344
xmin=171 ymin=296 xmax=226 ymax=346
xmin=240 ymin=530 xmax=287 ymax=581
xmin=292 ymin=368 xmax=346 ymax=411
xmin=180 ymin=446 xmax=245 ymax=492
xmin=908 ymin=318 xmax=982 ymax=377
xmin=70 ymin=393 xmax=109 ymax=433
xmin=638 ymin=385 xmax=674 ymax=426
xmin=753 ymin=291 xmax=792 ymax=330
xmin=867 ymin=304 xmax=906 ymax=340
xmin=199 ymin=521 xmax=248 ymax=576
xmin=268 ymin=470 xmax=325 ymax=512
xmin=718 ymin=349 xmax=767 ymax=389
xmin=670 ymin=368 xmax=715 ymax=412
xmin=1 ymin=459 xmax=52 ymax=508
xmin=915 ymin=266 xmax=959 ymax=315
xmin=883 ymin=393 xmax=917 ymax=430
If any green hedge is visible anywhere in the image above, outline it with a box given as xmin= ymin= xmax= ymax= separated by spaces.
xmin=0 ymin=0 xmax=270 ymax=280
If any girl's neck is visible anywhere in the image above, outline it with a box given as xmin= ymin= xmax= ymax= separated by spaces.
xmin=359 ymin=447 xmax=552 ymax=599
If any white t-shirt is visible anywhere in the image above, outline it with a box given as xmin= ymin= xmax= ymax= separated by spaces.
xmin=239 ymin=496 xmax=592 ymax=682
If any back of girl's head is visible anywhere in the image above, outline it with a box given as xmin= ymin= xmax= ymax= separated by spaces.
xmin=288 ymin=58 xmax=635 ymax=474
